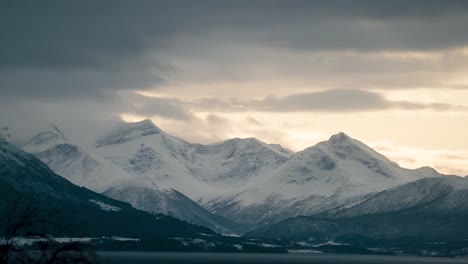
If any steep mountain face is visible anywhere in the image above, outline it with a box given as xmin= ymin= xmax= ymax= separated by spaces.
xmin=0 ymin=139 xmax=213 ymax=238
xmin=245 ymin=176 xmax=468 ymax=244
xmin=204 ymin=132 xmax=441 ymax=226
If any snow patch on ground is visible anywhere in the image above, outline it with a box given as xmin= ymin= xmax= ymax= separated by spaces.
xmin=260 ymin=243 xmax=282 ymax=248
xmin=198 ymin=233 xmax=214 ymax=237
xmin=288 ymin=249 xmax=322 ymax=254
xmin=110 ymin=236 xmax=140 ymax=242
xmin=233 ymin=244 xmax=243 ymax=250
xmin=89 ymin=199 xmax=121 ymax=211
xmin=222 ymin=233 xmax=241 ymax=237
xmin=313 ymin=241 xmax=349 ymax=247
xmin=0 ymin=237 xmax=138 ymax=246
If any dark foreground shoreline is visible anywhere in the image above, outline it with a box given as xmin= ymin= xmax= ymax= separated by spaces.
xmin=96 ymin=252 xmax=468 ymax=264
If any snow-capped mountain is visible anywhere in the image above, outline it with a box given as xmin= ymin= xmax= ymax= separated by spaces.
xmin=22 ymin=126 xmax=129 ymax=192
xmin=203 ymin=132 xmax=442 ymax=226
xmin=94 ymin=119 xmax=290 ymax=196
xmin=93 ymin=121 xmax=444 ymax=228
xmin=0 ymin=139 xmax=213 ymax=238
xmin=22 ymin=122 xmax=244 ymax=233
xmin=92 ymin=119 xmax=290 ymax=232
xmin=21 ymin=119 xmax=449 ymax=233
xmin=95 ymin=119 xmax=163 ymax=148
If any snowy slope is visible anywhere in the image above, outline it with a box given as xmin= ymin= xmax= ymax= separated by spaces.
xmin=94 ymin=120 xmax=290 ymax=198
xmin=103 ymin=177 xmax=243 ymax=234
xmin=91 ymin=119 xmax=290 ymax=232
xmin=203 ymin=132 xmax=442 ymax=226
xmin=267 ymin=144 xmax=294 ymax=156
xmin=191 ymin=138 xmax=289 ymax=186
xmin=246 ymin=176 xmax=468 ymax=242
xmin=327 ymin=175 xmax=468 ymax=218
xmin=22 ymin=127 xmax=130 ymax=192
xmin=21 ymin=123 xmax=241 ymax=233
xmin=268 ymin=132 xmax=439 ymax=199
xmin=94 ymin=121 xmax=442 ymax=228
xmin=0 ymin=139 xmax=213 ymax=238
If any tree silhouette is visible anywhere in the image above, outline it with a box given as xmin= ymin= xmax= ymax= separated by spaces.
xmin=0 ymin=198 xmax=97 ymax=264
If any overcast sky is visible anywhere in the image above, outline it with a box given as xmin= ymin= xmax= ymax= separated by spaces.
xmin=1 ymin=0 xmax=468 ymax=175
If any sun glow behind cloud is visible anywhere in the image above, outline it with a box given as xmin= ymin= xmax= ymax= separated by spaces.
xmin=120 ymin=113 xmax=147 ymax=123
xmin=119 ymin=40 xmax=468 ymax=176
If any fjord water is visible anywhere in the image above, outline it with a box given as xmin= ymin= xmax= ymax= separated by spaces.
xmin=97 ymin=252 xmax=468 ymax=264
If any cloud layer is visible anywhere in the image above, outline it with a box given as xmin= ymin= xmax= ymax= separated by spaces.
xmin=125 ymin=90 xmax=465 ymax=119
xmin=2 ymin=0 xmax=468 ymax=99
xmin=191 ymin=89 xmax=465 ymax=113
xmin=1 ymin=1 xmax=468 ymax=175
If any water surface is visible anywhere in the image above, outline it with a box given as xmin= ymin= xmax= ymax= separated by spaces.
xmin=97 ymin=252 xmax=468 ymax=264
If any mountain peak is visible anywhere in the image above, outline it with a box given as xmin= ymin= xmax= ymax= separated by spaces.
xmin=123 ymin=119 xmax=161 ymax=133
xmin=320 ymin=131 xmax=401 ymax=171
xmin=96 ymin=119 xmax=162 ymax=147
xmin=328 ymin=132 xmax=351 ymax=144
xmin=134 ymin=118 xmax=158 ymax=127
xmin=23 ymin=129 xmax=67 ymax=153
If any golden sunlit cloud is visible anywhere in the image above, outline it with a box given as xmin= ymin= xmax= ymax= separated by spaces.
xmin=373 ymin=143 xmax=468 ymax=176
xmin=120 ymin=113 xmax=147 ymax=123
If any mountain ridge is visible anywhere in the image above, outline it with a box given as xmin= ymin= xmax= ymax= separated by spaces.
xmin=22 ymin=126 xmax=240 ymax=234
xmin=20 ymin=119 xmax=453 ymax=232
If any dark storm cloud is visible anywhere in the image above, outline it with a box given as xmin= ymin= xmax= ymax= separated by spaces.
xmin=0 ymin=1 xmax=180 ymax=71
xmin=2 ymin=0 xmax=468 ymax=100
xmin=0 ymin=68 xmax=163 ymax=100
xmin=0 ymin=1 xmax=176 ymax=99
